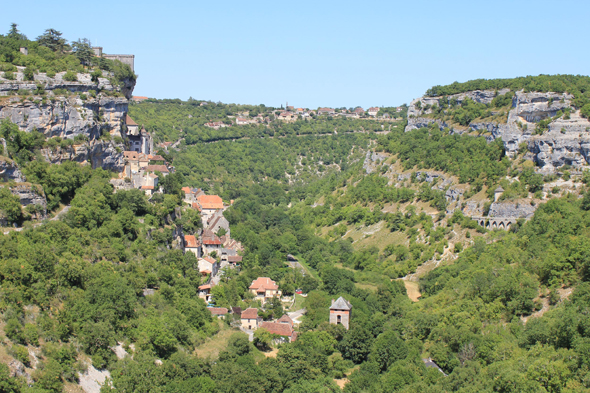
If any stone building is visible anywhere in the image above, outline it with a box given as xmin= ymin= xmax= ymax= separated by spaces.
xmin=329 ymin=296 xmax=352 ymax=330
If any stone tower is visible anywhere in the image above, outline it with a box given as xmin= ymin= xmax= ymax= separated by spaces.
xmin=329 ymin=296 xmax=352 ymax=330
xmin=494 ymin=186 xmax=504 ymax=202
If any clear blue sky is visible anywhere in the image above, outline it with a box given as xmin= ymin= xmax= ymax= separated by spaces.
xmin=3 ymin=0 xmax=588 ymax=108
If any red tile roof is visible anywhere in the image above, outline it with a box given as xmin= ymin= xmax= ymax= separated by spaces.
xmin=149 ymin=155 xmax=165 ymax=161
xmin=259 ymin=321 xmax=293 ymax=337
xmin=124 ymin=151 xmax=138 ymax=160
xmin=126 ymin=114 xmax=138 ymax=126
xmin=145 ymin=165 xmax=169 ymax=173
xmin=203 ymin=256 xmax=216 ymax=264
xmin=208 ymin=307 xmax=228 ymax=315
xmin=197 ymin=195 xmax=224 ymax=210
xmin=192 ymin=203 xmax=201 ymax=211
xmin=227 ymin=255 xmax=243 ymax=263
xmin=249 ymin=277 xmax=279 ymax=291
xmin=141 ymin=185 xmax=154 ymax=190
xmin=198 ymin=283 xmax=212 ymax=290
xmin=132 ymin=96 xmax=149 ymax=101
xmin=185 ymin=235 xmax=199 ymax=248
xmin=241 ymin=308 xmax=259 ymax=319
xmin=202 ymin=238 xmax=222 ymax=245
xmin=182 ymin=186 xmax=192 ymax=194
xmin=277 ymin=314 xmax=293 ymax=325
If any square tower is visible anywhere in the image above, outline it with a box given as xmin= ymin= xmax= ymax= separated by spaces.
xmin=329 ymin=296 xmax=352 ymax=330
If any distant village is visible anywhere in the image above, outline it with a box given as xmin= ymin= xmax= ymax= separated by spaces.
xmin=108 ymin=111 xmax=356 ymax=342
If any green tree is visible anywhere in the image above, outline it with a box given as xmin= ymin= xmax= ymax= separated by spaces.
xmin=71 ymin=38 xmax=93 ymax=66
xmin=37 ymin=28 xmax=69 ymax=53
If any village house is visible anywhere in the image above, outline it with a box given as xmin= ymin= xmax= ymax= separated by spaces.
xmin=208 ymin=307 xmax=228 ymax=319
xmin=317 ymin=107 xmax=335 ymax=115
xmin=367 ymin=107 xmax=380 ymax=117
xmin=148 ymin=154 xmax=166 ymax=164
xmin=139 ymin=173 xmax=158 ymax=196
xmin=259 ymin=314 xmax=298 ymax=342
xmin=182 ymin=187 xmax=205 ymax=204
xmin=241 ymin=308 xmax=260 ymax=330
xmin=125 ymin=114 xmax=139 ymax=135
xmin=184 ymin=235 xmax=201 ymax=258
xmin=198 ymin=283 xmax=213 ymax=303
xmin=249 ymin=277 xmax=281 ymax=304
xmin=204 ymin=121 xmax=229 ymax=130
xmin=354 ymin=107 xmax=365 ymax=115
xmin=196 ymin=194 xmax=224 ymax=225
xmin=144 ymin=164 xmax=170 ymax=177
xmin=329 ymin=296 xmax=352 ymax=330
xmin=277 ymin=112 xmax=296 ymax=122
xmin=123 ymin=151 xmax=150 ymax=176
xmin=198 ymin=256 xmax=218 ymax=277
xmin=201 ymin=229 xmax=223 ymax=256
xmin=207 ymin=210 xmax=230 ymax=236
xmin=226 ymin=255 xmax=243 ymax=265
xmin=236 ymin=117 xmax=253 ymax=125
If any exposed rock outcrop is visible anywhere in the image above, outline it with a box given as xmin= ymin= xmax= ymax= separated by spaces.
xmin=488 ymin=202 xmax=536 ymax=219
xmin=0 ymin=68 xmax=135 ymax=171
xmin=0 ymin=157 xmax=26 ymax=182
xmin=406 ymin=88 xmax=590 ymax=173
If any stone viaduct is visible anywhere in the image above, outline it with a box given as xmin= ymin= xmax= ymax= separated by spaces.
xmin=471 ymin=216 xmax=520 ymax=230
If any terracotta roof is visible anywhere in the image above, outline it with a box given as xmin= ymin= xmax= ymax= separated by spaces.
xmin=148 ymin=173 xmax=158 ymax=178
xmin=227 ymin=255 xmax=243 ymax=263
xmin=149 ymin=155 xmax=165 ymax=161
xmin=368 ymin=107 xmax=379 ymax=112
xmin=277 ymin=314 xmax=293 ymax=325
xmin=198 ymin=284 xmax=212 ymax=290
xmin=231 ymin=307 xmax=242 ymax=315
xmin=197 ymin=195 xmax=224 ymax=210
xmin=184 ymin=235 xmax=199 ymax=248
xmin=138 ymin=153 xmax=150 ymax=162
xmin=182 ymin=186 xmax=192 ymax=194
xmin=145 ymin=165 xmax=169 ymax=173
xmin=141 ymin=185 xmax=154 ymax=190
xmin=241 ymin=308 xmax=259 ymax=319
xmin=132 ymin=96 xmax=149 ymax=101
xmin=208 ymin=307 xmax=228 ymax=315
xmin=249 ymin=277 xmax=279 ymax=291
xmin=192 ymin=202 xmax=201 ymax=211
xmin=202 ymin=238 xmax=222 ymax=245
xmin=124 ymin=151 xmax=138 ymax=160
xmin=126 ymin=114 xmax=138 ymax=126
xmin=260 ymin=321 xmax=293 ymax=337
xmin=330 ymin=296 xmax=352 ymax=311
xmin=203 ymin=256 xmax=216 ymax=264
xmin=201 ymin=270 xmax=212 ymax=275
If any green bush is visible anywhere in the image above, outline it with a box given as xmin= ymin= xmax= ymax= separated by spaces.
xmin=24 ymin=65 xmax=35 ymax=81
xmin=62 ymin=70 xmax=77 ymax=82
xmin=3 ymin=71 xmax=15 ymax=80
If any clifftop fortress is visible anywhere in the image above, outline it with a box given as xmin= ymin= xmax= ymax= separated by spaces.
xmin=92 ymin=47 xmax=135 ymax=72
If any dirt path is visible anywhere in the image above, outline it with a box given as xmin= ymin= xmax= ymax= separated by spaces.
xmin=403 ymin=281 xmax=421 ymax=302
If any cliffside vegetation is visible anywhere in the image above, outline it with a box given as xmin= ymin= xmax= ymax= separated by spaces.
xmin=0 ymin=24 xmax=135 ymax=85
xmin=426 ymin=74 xmax=590 ymax=109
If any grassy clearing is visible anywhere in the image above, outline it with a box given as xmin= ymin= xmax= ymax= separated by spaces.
xmin=291 ymin=294 xmax=305 ymax=310
xmin=294 ymin=255 xmax=321 ymax=281
xmin=348 ymin=222 xmax=408 ymax=252
xmin=194 ymin=323 xmax=243 ymax=360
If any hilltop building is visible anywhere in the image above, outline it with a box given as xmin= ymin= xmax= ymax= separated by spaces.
xmin=249 ymin=277 xmax=281 ymax=304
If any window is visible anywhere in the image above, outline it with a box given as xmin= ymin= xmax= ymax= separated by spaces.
xmin=337 ymin=315 xmax=341 ymax=323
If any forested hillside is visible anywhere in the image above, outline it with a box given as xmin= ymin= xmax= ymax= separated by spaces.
xmin=5 ymin=70 xmax=590 ymax=393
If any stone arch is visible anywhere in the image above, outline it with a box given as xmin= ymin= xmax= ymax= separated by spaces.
xmin=498 ymin=222 xmax=505 ymax=230
xmin=505 ymin=222 xmax=511 ymax=230
xmin=491 ymin=221 xmax=497 ymax=230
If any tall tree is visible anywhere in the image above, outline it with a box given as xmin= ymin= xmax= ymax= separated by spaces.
xmin=7 ymin=23 xmax=27 ymax=40
xmin=37 ymin=28 xmax=69 ymax=53
xmin=71 ymin=38 xmax=93 ymax=66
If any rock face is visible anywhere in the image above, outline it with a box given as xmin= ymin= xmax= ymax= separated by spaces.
xmin=0 ymin=68 xmax=134 ymax=171
xmin=0 ymin=157 xmax=26 ymax=182
xmin=489 ymin=202 xmax=536 ymax=219
xmin=10 ymin=184 xmax=47 ymax=219
xmin=406 ymin=88 xmax=590 ymax=173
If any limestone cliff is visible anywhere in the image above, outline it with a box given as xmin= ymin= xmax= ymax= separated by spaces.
xmin=0 ymin=67 xmax=135 ymax=171
xmin=406 ymin=89 xmax=590 ymax=173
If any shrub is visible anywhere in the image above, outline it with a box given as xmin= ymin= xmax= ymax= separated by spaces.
xmin=79 ymin=93 xmax=87 ymax=101
xmin=46 ymin=69 xmax=56 ymax=78
xmin=3 ymin=71 xmax=15 ymax=80
xmin=63 ymin=71 xmax=77 ymax=82
xmin=24 ymin=65 xmax=35 ymax=81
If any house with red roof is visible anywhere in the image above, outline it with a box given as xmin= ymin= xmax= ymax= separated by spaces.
xmin=198 ymin=256 xmax=218 ymax=276
xmin=249 ymin=277 xmax=281 ymax=304
xmin=197 ymin=194 xmax=224 ymax=225
xmin=317 ymin=107 xmax=335 ymax=115
xmin=184 ymin=235 xmax=201 ymax=258
xmin=208 ymin=307 xmax=228 ymax=318
xmin=201 ymin=229 xmax=223 ymax=256
xmin=368 ymin=107 xmax=380 ymax=117
xmin=241 ymin=308 xmax=260 ymax=330
xmin=198 ymin=283 xmax=213 ymax=302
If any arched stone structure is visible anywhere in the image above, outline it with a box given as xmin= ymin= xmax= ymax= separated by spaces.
xmin=471 ymin=217 xmax=520 ymax=230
